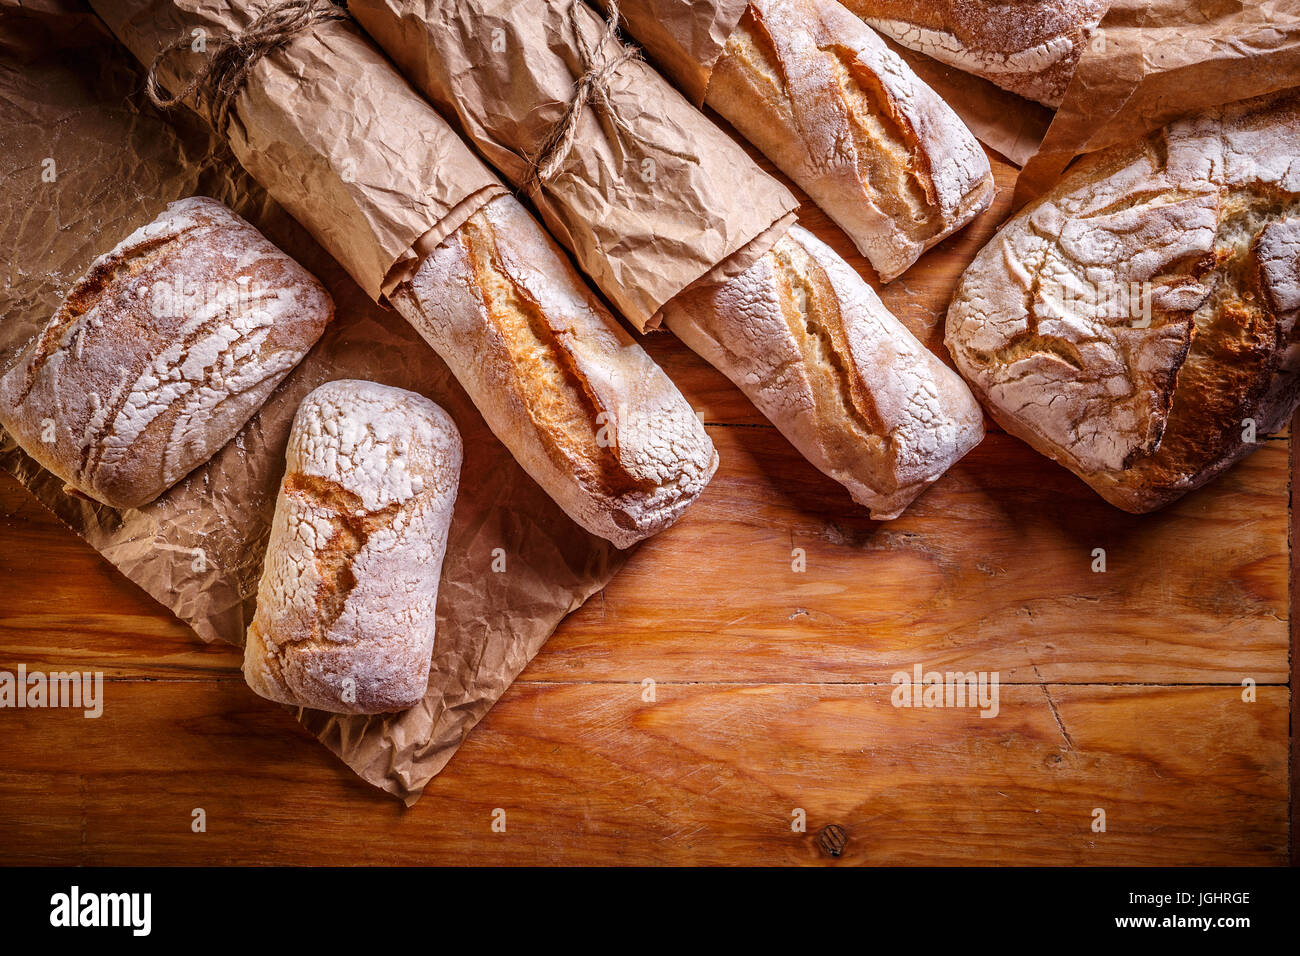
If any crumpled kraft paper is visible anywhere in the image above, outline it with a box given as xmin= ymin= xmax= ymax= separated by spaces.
xmin=0 ymin=0 xmax=626 ymax=804
xmin=1016 ymin=0 xmax=1300 ymax=206
xmin=348 ymin=0 xmax=799 ymax=332
xmin=92 ymin=0 xmax=507 ymax=303
xmin=607 ymin=0 xmax=1053 ymax=168
xmin=604 ymin=0 xmax=748 ymax=106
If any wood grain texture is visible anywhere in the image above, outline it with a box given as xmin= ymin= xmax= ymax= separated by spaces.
xmin=1291 ymin=435 xmax=1298 ymax=868
xmin=543 ymin=430 xmax=1289 ymax=685
xmin=5 ymin=430 xmax=1287 ymax=685
xmin=0 ymin=681 xmax=1284 ymax=865
xmin=0 ymin=93 xmax=1292 ymax=867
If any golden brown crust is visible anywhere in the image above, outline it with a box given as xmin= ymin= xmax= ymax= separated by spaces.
xmin=947 ymin=93 xmax=1300 ymax=512
xmin=0 ymin=197 xmax=333 ymax=509
xmin=707 ymin=0 xmax=994 ymax=280
xmin=453 ymin=214 xmax=653 ymax=501
xmin=389 ymin=195 xmax=718 ymax=547
xmin=666 ymin=224 xmax=985 ymax=518
xmin=243 ymin=380 xmax=462 ymax=715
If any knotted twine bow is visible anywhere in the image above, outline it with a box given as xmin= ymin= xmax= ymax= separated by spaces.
xmin=145 ymin=0 xmax=348 ymax=136
xmin=522 ymin=0 xmax=696 ymax=195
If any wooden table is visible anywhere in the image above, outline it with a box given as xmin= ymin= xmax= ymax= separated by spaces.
xmin=0 ymin=126 xmax=1293 ymax=865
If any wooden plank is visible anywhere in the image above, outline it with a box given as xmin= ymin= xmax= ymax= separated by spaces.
xmin=3 ymin=429 xmax=1289 ymax=685
xmin=1291 ymin=416 xmax=1298 ymax=866
xmin=0 ymin=472 xmax=238 ymax=676
xmin=540 ymin=428 xmax=1290 ymax=684
xmin=0 ymin=681 xmax=1284 ymax=865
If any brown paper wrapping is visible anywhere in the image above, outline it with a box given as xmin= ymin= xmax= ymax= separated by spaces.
xmin=95 ymin=0 xmax=506 ymax=303
xmin=1016 ymin=0 xmax=1300 ymax=205
xmin=605 ymin=0 xmax=749 ymax=105
xmin=348 ymin=0 xmax=799 ymax=331
xmin=1 ymin=0 xmax=627 ymax=803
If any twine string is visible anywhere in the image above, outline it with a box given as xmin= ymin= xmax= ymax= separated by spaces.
xmin=145 ymin=0 xmax=347 ymax=135
xmin=522 ymin=0 xmax=696 ymax=195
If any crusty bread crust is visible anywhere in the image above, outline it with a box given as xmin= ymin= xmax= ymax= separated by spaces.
xmin=667 ymin=224 xmax=985 ymax=518
xmin=946 ymin=92 xmax=1300 ymax=512
xmin=841 ymin=0 xmax=1109 ymax=108
xmin=243 ymin=380 xmax=461 ymax=715
xmin=707 ymin=0 xmax=994 ymax=281
xmin=0 ymin=197 xmax=333 ymax=509
xmin=389 ymin=195 xmax=718 ymax=548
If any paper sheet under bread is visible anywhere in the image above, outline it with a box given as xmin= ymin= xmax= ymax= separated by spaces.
xmin=0 ymin=0 xmax=624 ymax=804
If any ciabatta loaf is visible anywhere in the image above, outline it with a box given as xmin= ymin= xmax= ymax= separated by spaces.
xmin=243 ymin=380 xmax=461 ymax=715
xmin=390 ymin=195 xmax=718 ymax=548
xmin=841 ymin=0 xmax=1108 ymax=108
xmin=665 ymin=224 xmax=985 ymax=518
xmin=945 ymin=92 xmax=1300 ymax=512
xmin=707 ymin=0 xmax=994 ymax=281
xmin=0 ymin=197 xmax=333 ymax=509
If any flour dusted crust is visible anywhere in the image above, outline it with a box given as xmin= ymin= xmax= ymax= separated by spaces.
xmin=946 ymin=92 xmax=1300 ymax=512
xmin=243 ymin=380 xmax=461 ymax=715
xmin=390 ymin=194 xmax=718 ymax=548
xmin=0 ymin=197 xmax=333 ymax=509
xmin=841 ymin=0 xmax=1109 ymax=108
xmin=666 ymin=224 xmax=985 ymax=518
xmin=707 ymin=0 xmax=994 ymax=281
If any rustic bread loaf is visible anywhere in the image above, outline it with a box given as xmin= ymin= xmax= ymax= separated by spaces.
xmin=243 ymin=380 xmax=461 ymax=715
xmin=389 ymin=195 xmax=718 ymax=548
xmin=840 ymin=0 xmax=1108 ymax=108
xmin=0 ymin=197 xmax=333 ymax=509
xmin=945 ymin=92 xmax=1300 ymax=512
xmin=707 ymin=0 xmax=994 ymax=281
xmin=665 ymin=223 xmax=985 ymax=518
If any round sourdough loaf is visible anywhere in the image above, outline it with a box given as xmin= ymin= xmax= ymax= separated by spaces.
xmin=945 ymin=92 xmax=1300 ymax=512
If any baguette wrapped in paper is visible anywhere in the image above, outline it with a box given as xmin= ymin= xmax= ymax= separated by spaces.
xmin=351 ymin=0 xmax=985 ymax=516
xmin=97 ymin=0 xmax=506 ymax=302
xmin=94 ymin=0 xmax=716 ymax=548
xmin=349 ymin=0 xmax=800 ymax=331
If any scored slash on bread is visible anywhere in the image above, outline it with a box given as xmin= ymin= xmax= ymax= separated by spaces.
xmin=945 ymin=91 xmax=1300 ymax=512
xmin=707 ymin=0 xmax=995 ymax=281
xmin=667 ymin=224 xmax=986 ymax=519
xmin=243 ymin=380 xmax=462 ymax=715
xmin=389 ymin=195 xmax=719 ymax=548
xmin=0 ymin=197 xmax=333 ymax=510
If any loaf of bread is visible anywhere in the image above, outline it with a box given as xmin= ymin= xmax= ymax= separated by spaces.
xmin=840 ymin=0 xmax=1108 ymax=108
xmin=0 ymin=197 xmax=332 ymax=509
xmin=390 ymin=194 xmax=718 ymax=548
xmin=243 ymin=380 xmax=461 ymax=715
xmin=707 ymin=0 xmax=994 ymax=282
xmin=945 ymin=92 xmax=1300 ymax=512
xmin=665 ymin=223 xmax=985 ymax=518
